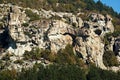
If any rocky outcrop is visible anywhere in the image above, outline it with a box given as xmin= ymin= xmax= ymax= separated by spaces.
xmin=8 ymin=5 xmax=28 ymax=41
xmin=114 ymin=37 xmax=120 ymax=56
xmin=0 ymin=4 xmax=118 ymax=70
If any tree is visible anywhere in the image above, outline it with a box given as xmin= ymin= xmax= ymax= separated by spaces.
xmin=55 ymin=44 xmax=76 ymax=65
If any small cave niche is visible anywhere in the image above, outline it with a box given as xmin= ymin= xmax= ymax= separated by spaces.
xmin=93 ymin=25 xmax=98 ymax=28
xmin=113 ymin=44 xmax=118 ymax=56
xmin=75 ymin=50 xmax=83 ymax=59
xmin=0 ymin=31 xmax=9 ymax=48
xmin=94 ymin=29 xmax=102 ymax=35
xmin=93 ymin=19 xmax=97 ymax=22
xmin=103 ymin=27 xmax=106 ymax=31
xmin=84 ymin=23 xmax=90 ymax=28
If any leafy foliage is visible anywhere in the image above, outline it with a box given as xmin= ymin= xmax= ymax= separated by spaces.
xmin=0 ymin=69 xmax=17 ymax=80
xmin=23 ymin=48 xmax=56 ymax=62
xmin=0 ymin=64 xmax=120 ymax=80
xmin=14 ymin=59 xmax=23 ymax=65
xmin=1 ymin=0 xmax=119 ymax=17
xmin=55 ymin=44 xmax=77 ymax=65
xmin=103 ymin=51 xmax=119 ymax=67
xmin=17 ymin=64 xmax=87 ymax=80
xmin=87 ymin=65 xmax=120 ymax=80
xmin=22 ymin=23 xmax=29 ymax=27
xmin=25 ymin=9 xmax=40 ymax=21
xmin=24 ymin=48 xmax=42 ymax=60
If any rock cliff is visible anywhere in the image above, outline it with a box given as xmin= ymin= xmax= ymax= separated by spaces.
xmin=0 ymin=4 xmax=119 ymax=71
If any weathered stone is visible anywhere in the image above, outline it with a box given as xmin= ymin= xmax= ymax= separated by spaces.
xmin=114 ymin=37 xmax=120 ymax=56
xmin=0 ymin=4 xmax=118 ymax=71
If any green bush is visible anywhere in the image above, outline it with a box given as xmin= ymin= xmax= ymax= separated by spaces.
xmin=40 ymin=49 xmax=56 ymax=62
xmin=51 ymin=15 xmax=61 ymax=20
xmin=103 ymin=32 xmax=112 ymax=45
xmin=22 ymin=23 xmax=29 ymax=27
xmin=55 ymin=44 xmax=77 ymax=65
xmin=103 ymin=51 xmax=119 ymax=67
xmin=47 ymin=0 xmax=58 ymax=4
xmin=23 ymin=48 xmax=42 ymax=60
xmin=14 ymin=59 xmax=23 ymax=65
xmin=25 ymin=9 xmax=40 ymax=21
xmin=87 ymin=65 xmax=120 ymax=80
xmin=18 ymin=64 xmax=87 ymax=80
xmin=23 ymin=48 xmax=56 ymax=62
xmin=0 ymin=69 xmax=17 ymax=80
xmin=0 ymin=64 xmax=120 ymax=80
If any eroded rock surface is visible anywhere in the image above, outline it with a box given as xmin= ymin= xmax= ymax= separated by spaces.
xmin=0 ymin=4 xmax=118 ymax=70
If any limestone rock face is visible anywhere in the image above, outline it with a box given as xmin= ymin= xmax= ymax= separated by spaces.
xmin=74 ymin=25 xmax=106 ymax=69
xmin=75 ymin=35 xmax=106 ymax=69
xmin=73 ymin=13 xmax=115 ymax=69
xmin=105 ymin=15 xmax=114 ymax=33
xmin=0 ymin=4 xmax=117 ymax=70
xmin=90 ymin=13 xmax=114 ymax=32
xmin=8 ymin=6 xmax=28 ymax=42
xmin=114 ymin=37 xmax=120 ymax=56
xmin=48 ymin=20 xmax=73 ymax=52
xmin=49 ymin=35 xmax=72 ymax=52
xmin=77 ymin=17 xmax=83 ymax=28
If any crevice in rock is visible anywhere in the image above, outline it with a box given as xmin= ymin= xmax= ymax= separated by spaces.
xmin=94 ymin=29 xmax=102 ymax=35
xmin=75 ymin=50 xmax=83 ymax=59
xmin=93 ymin=25 xmax=98 ymax=28
xmin=84 ymin=23 xmax=90 ymax=29
xmin=0 ymin=30 xmax=9 ymax=48
xmin=63 ymin=33 xmax=76 ymax=46
xmin=0 ymin=25 xmax=17 ymax=49
xmin=43 ymin=21 xmax=53 ymax=41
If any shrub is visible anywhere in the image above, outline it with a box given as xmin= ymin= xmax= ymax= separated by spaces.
xmin=40 ymin=49 xmax=56 ymax=62
xmin=23 ymin=48 xmax=56 ymax=62
xmin=103 ymin=51 xmax=119 ymax=67
xmin=14 ymin=59 xmax=23 ymax=65
xmin=55 ymin=44 xmax=76 ymax=65
xmin=23 ymin=48 xmax=42 ymax=60
xmin=78 ymin=12 xmax=89 ymax=21
xmin=51 ymin=15 xmax=61 ymax=20
xmin=103 ymin=32 xmax=112 ymax=45
xmin=47 ymin=0 xmax=58 ymax=4
xmin=87 ymin=65 xmax=120 ymax=80
xmin=0 ymin=69 xmax=17 ymax=80
xmin=22 ymin=23 xmax=29 ymax=27
xmin=25 ymin=9 xmax=40 ymax=21
xmin=112 ymin=31 xmax=120 ymax=37
xmin=0 ymin=64 xmax=120 ymax=80
xmin=18 ymin=64 xmax=87 ymax=80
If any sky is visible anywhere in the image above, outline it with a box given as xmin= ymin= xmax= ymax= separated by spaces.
xmin=94 ymin=0 xmax=120 ymax=13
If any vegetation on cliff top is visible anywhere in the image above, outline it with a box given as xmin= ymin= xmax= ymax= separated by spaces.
xmin=0 ymin=0 xmax=119 ymax=16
